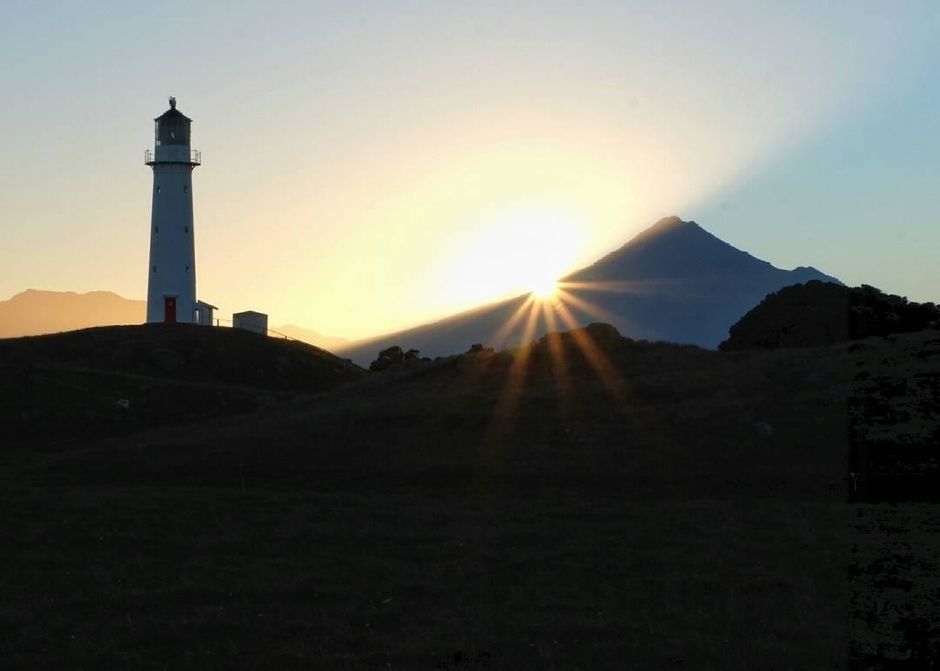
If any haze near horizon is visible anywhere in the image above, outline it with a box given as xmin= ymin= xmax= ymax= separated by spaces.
xmin=2 ymin=2 xmax=939 ymax=339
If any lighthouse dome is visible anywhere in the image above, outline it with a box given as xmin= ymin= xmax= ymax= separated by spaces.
xmin=154 ymin=98 xmax=192 ymax=147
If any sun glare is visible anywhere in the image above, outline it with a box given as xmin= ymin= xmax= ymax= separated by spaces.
xmin=442 ymin=202 xmax=586 ymax=309
xmin=531 ymin=278 xmax=558 ymax=300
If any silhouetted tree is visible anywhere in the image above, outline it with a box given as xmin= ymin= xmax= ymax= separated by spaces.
xmin=369 ymin=346 xmax=426 ymax=371
xmin=369 ymin=345 xmax=404 ymax=372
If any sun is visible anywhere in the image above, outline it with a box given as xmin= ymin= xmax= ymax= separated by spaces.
xmin=530 ymin=278 xmax=559 ymax=300
xmin=440 ymin=201 xmax=586 ymax=309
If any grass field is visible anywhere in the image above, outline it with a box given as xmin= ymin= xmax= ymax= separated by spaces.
xmin=2 ymin=486 xmax=854 ymax=670
xmin=1 ymin=325 xmax=938 ymax=668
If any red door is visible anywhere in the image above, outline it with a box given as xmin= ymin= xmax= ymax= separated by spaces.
xmin=164 ymin=297 xmax=177 ymax=324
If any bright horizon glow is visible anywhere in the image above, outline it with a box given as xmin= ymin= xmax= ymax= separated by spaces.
xmin=1 ymin=3 xmax=939 ymax=340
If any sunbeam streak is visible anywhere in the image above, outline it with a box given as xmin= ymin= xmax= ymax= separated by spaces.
xmin=555 ymin=289 xmax=624 ymax=327
xmin=486 ymin=296 xmax=543 ymax=443
xmin=553 ymin=299 xmax=627 ymax=402
xmin=479 ymin=274 xmax=659 ymax=445
xmin=542 ymin=300 xmax=573 ymax=413
xmin=557 ymin=280 xmax=683 ymax=296
xmin=489 ymin=295 xmax=537 ymax=351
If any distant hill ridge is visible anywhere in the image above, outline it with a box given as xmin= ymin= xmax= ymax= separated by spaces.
xmin=336 ymin=216 xmax=841 ymax=365
xmin=0 ymin=289 xmax=146 ymax=338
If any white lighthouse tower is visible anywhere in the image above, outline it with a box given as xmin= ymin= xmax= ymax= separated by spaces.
xmin=145 ymin=97 xmax=202 ymax=324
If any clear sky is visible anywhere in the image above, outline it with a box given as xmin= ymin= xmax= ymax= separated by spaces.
xmin=2 ymin=1 xmax=938 ymax=338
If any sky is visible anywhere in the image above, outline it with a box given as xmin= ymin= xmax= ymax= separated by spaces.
xmin=1 ymin=1 xmax=938 ymax=339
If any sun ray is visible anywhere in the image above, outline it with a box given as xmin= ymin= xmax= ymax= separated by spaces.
xmin=555 ymin=288 xmax=624 ymax=327
xmin=557 ymin=279 xmax=682 ymax=296
xmin=542 ymin=299 xmax=574 ymax=415
xmin=553 ymin=298 xmax=627 ymax=402
xmin=519 ymin=296 xmax=543 ymax=352
xmin=542 ymin=301 xmax=569 ymax=380
xmin=488 ymin=295 xmax=537 ymax=351
xmin=486 ymin=296 xmax=543 ymax=438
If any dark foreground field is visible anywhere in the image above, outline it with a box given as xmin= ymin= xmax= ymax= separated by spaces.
xmin=1 ymin=325 xmax=938 ymax=669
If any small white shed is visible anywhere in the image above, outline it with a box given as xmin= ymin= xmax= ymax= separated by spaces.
xmin=194 ymin=300 xmax=218 ymax=326
xmin=233 ymin=310 xmax=268 ymax=335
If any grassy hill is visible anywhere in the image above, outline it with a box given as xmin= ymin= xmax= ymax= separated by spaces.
xmin=0 ymin=324 xmax=364 ymax=436
xmin=1 ymin=324 xmax=938 ymax=668
xmin=72 ymin=323 xmax=853 ymax=498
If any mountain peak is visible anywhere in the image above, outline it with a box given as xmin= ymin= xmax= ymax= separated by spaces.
xmin=651 ymin=215 xmax=695 ymax=231
xmin=624 ymin=216 xmax=702 ymax=246
xmin=337 ymin=214 xmax=842 ymax=363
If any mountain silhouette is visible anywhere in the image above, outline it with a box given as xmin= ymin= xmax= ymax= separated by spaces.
xmin=337 ymin=216 xmax=841 ymax=364
xmin=0 ymin=289 xmax=145 ymax=338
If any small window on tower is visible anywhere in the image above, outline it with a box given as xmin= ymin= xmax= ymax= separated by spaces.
xmin=185 ymin=265 xmax=190 ymax=273
xmin=183 ymin=184 xmax=189 ymax=193
xmin=184 ymin=227 xmax=189 ymax=233
xmin=155 ymin=226 xmax=159 ymax=233
xmin=156 ymin=186 xmax=161 ymax=194
xmin=152 ymin=265 xmax=157 ymax=273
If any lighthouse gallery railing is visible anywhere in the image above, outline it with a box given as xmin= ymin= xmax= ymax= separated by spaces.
xmin=144 ymin=149 xmax=201 ymax=165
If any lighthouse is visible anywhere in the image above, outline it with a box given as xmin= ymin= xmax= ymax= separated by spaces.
xmin=145 ymin=97 xmax=203 ymax=324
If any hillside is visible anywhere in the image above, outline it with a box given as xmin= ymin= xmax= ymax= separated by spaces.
xmin=3 ymin=323 xmax=938 ymax=667
xmin=0 ymin=324 xmax=364 ymax=435
xmin=0 ymin=289 xmax=145 ymax=337
xmin=57 ymin=322 xmax=852 ymax=497
xmin=337 ymin=216 xmax=840 ymax=365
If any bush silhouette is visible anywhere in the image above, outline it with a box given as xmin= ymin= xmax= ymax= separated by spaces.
xmin=369 ymin=346 xmax=423 ymax=371
xmin=720 ymin=281 xmax=940 ymax=350
xmin=369 ymin=345 xmax=404 ymax=371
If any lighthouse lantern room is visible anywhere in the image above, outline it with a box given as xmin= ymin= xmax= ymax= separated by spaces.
xmin=145 ymin=97 xmax=207 ymax=324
